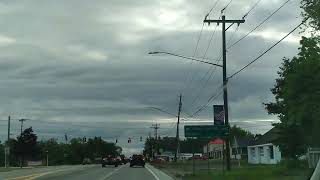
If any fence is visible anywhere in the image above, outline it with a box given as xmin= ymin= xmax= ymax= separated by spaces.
xmin=308 ymin=148 xmax=320 ymax=168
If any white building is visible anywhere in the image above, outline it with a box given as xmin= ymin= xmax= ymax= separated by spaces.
xmin=247 ymin=128 xmax=282 ymax=164
xmin=248 ymin=143 xmax=281 ymax=164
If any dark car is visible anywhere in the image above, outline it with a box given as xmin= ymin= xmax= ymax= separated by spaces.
xmin=101 ymin=155 xmax=119 ymax=167
xmin=130 ymin=154 xmax=145 ymax=167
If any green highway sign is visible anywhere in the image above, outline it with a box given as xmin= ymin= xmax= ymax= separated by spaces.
xmin=184 ymin=125 xmax=229 ymax=138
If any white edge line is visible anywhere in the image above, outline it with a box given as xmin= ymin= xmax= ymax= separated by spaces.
xmin=146 ymin=165 xmax=160 ymax=180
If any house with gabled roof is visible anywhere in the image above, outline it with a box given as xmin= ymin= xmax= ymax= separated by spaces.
xmin=247 ymin=127 xmax=282 ymax=164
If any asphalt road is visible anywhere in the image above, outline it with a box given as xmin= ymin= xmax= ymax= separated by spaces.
xmin=0 ymin=164 xmax=173 ymax=180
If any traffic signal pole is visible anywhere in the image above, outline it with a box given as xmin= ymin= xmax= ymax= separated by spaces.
xmin=204 ymin=15 xmax=245 ymax=171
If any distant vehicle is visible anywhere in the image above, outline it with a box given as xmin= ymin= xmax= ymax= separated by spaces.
xmin=102 ymin=155 xmax=119 ymax=167
xmin=130 ymin=154 xmax=145 ymax=167
xmin=120 ymin=155 xmax=129 ymax=164
xmin=82 ymin=158 xmax=92 ymax=165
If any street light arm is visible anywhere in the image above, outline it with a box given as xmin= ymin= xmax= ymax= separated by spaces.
xmin=149 ymin=51 xmax=223 ymax=67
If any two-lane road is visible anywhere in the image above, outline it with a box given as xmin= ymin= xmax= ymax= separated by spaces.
xmin=0 ymin=164 xmax=173 ymax=180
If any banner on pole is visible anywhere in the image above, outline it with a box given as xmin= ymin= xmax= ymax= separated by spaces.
xmin=213 ymin=105 xmax=225 ymax=125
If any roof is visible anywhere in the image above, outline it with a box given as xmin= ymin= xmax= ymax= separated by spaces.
xmin=232 ymin=136 xmax=255 ymax=148
xmin=208 ymin=138 xmax=225 ymax=145
xmin=249 ymin=127 xmax=280 ymax=146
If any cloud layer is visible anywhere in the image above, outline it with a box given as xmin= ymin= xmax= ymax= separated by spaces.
xmin=0 ymin=0 xmax=304 ymax=154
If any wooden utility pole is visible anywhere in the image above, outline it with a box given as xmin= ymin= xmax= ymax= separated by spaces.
xmin=5 ymin=116 xmax=11 ymax=168
xmin=19 ymin=119 xmax=27 ymax=135
xmin=174 ymin=94 xmax=182 ymax=162
xmin=204 ymin=15 xmax=245 ymax=171
xmin=151 ymin=123 xmax=160 ymax=155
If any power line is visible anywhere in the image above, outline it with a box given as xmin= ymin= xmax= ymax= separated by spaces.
xmin=187 ymin=24 xmax=240 ymax=111
xmin=221 ymin=0 xmax=234 ymax=14
xmin=228 ymin=19 xmax=307 ymax=79
xmin=147 ymin=107 xmax=177 ymax=117
xmin=182 ymin=22 xmax=220 ymax=96
xmin=207 ymin=0 xmax=222 ymax=17
xmin=227 ymin=0 xmax=292 ymax=50
xmin=242 ymin=0 xmax=263 ymax=19
xmin=190 ymin=85 xmax=224 ymax=118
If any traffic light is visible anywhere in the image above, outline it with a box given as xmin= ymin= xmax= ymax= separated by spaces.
xmin=140 ymin=136 xmax=143 ymax=142
xmin=116 ymin=139 xmax=118 ymax=143
xmin=128 ymin=137 xmax=131 ymax=143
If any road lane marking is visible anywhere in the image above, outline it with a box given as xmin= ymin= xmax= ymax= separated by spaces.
xmin=146 ymin=165 xmax=160 ymax=180
xmin=100 ymin=165 xmax=124 ymax=180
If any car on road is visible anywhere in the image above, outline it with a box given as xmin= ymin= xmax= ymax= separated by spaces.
xmin=101 ymin=155 xmax=120 ymax=167
xmin=130 ymin=154 xmax=145 ymax=167
xmin=82 ymin=158 xmax=92 ymax=165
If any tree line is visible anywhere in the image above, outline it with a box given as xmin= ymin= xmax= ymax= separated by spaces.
xmin=0 ymin=127 xmax=122 ymax=166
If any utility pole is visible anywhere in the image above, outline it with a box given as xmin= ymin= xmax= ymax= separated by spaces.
xmin=174 ymin=94 xmax=182 ymax=162
xmin=150 ymin=124 xmax=160 ymax=156
xmin=7 ymin=116 xmax=10 ymax=144
xmin=5 ymin=116 xmax=11 ymax=168
xmin=19 ymin=119 xmax=27 ymax=135
xmin=204 ymin=15 xmax=245 ymax=171
xmin=18 ymin=118 xmax=28 ymax=168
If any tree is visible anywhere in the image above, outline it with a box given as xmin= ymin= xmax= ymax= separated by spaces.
xmin=301 ymin=0 xmax=320 ymax=31
xmin=265 ymin=36 xmax=320 ymax=158
xmin=229 ymin=125 xmax=254 ymax=139
xmin=14 ymin=127 xmax=38 ymax=167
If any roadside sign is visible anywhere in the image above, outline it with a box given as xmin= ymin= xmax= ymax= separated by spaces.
xmin=184 ymin=125 xmax=229 ymax=138
xmin=213 ymin=105 xmax=225 ymax=125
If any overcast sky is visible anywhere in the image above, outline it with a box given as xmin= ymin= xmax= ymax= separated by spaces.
xmin=0 ymin=0 xmax=304 ymax=155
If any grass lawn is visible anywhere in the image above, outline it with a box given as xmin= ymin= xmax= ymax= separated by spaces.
xmin=152 ymin=160 xmax=313 ymax=180
xmin=183 ymin=166 xmax=313 ymax=180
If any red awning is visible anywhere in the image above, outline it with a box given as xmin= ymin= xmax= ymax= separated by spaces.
xmin=208 ymin=138 xmax=225 ymax=145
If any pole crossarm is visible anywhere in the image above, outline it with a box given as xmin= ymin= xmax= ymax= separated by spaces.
xmin=204 ymin=19 xmax=245 ymax=24
xmin=149 ymin=51 xmax=223 ymax=67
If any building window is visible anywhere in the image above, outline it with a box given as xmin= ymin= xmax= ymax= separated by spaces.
xmin=259 ymin=147 xmax=264 ymax=156
xmin=269 ymin=146 xmax=274 ymax=159
xmin=251 ymin=148 xmax=255 ymax=157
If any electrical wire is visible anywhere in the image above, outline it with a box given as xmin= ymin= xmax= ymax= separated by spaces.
xmin=227 ymin=0 xmax=292 ymax=50
xmin=228 ymin=19 xmax=307 ymax=79
xmin=181 ymin=0 xmax=221 ymax=95
xmin=190 ymin=85 xmax=224 ymax=118
xmin=242 ymin=0 xmax=263 ymax=19
xmin=221 ymin=0 xmax=234 ymax=14
xmin=187 ymin=24 xmax=239 ymax=112
xmin=147 ymin=107 xmax=177 ymax=117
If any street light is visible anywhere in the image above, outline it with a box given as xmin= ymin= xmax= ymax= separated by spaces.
xmin=148 ymin=51 xmax=223 ymax=68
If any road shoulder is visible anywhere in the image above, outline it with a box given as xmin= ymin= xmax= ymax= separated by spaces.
xmin=146 ymin=164 xmax=174 ymax=180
